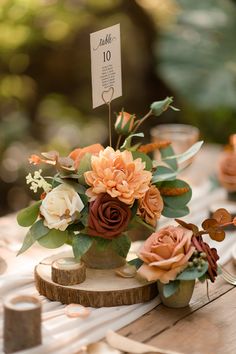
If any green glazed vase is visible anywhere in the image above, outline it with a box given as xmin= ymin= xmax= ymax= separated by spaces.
xmin=81 ymin=241 xmax=126 ymax=269
xmin=157 ymin=280 xmax=195 ymax=308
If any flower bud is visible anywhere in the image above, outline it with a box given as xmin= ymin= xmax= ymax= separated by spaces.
xmin=150 ymin=97 xmax=174 ymax=116
xmin=114 ymin=111 xmax=135 ymax=136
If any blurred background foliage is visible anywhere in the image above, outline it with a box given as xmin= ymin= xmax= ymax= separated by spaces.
xmin=0 ymin=0 xmax=235 ymax=215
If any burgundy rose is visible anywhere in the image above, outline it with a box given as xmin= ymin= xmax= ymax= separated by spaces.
xmin=192 ymin=236 xmax=220 ymax=282
xmin=88 ymin=193 xmax=132 ymax=239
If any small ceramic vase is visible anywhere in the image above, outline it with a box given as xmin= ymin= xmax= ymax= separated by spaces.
xmin=157 ymin=280 xmax=195 ymax=308
xmin=81 ymin=241 xmax=126 ymax=269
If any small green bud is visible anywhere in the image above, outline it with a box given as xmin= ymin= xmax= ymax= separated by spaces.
xmin=193 ymin=258 xmax=199 ymax=265
xmin=197 ymin=265 xmax=202 ymax=272
xmin=150 ymin=97 xmax=174 ymax=116
xmin=193 ymin=250 xmax=199 ymax=257
xmin=200 ymin=252 xmax=207 ymax=259
xmin=188 ymin=261 xmax=193 ymax=268
xmin=200 ymin=259 xmax=206 ymax=266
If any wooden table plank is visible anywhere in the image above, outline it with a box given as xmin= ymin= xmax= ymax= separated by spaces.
xmin=119 ymin=265 xmax=236 ymax=353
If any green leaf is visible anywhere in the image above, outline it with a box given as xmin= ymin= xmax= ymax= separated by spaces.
xmin=132 ymin=151 xmax=153 ymax=171
xmin=162 ymin=205 xmax=190 ymax=218
xmin=128 ymin=258 xmax=143 ymax=269
xmin=95 ymin=237 xmax=111 ymax=251
xmin=64 ymin=180 xmax=87 ymax=194
xmin=177 ymin=262 xmax=208 ymax=281
xmin=152 ymin=166 xmax=177 ymax=183
xmin=163 ymin=280 xmax=180 ymax=298
xmin=160 ymin=145 xmax=178 ymax=171
xmin=17 ymin=219 xmax=49 ymax=255
xmin=161 ymin=179 xmax=192 ymax=209
xmin=120 ymin=133 xmax=144 ymax=151
xmin=134 ymin=215 xmax=155 ymax=232
xmin=38 ymin=229 xmax=68 ymax=249
xmin=77 ymin=153 xmax=92 ymax=185
xmin=17 ymin=201 xmax=42 ymax=227
xmin=163 ymin=141 xmax=203 ymax=166
xmin=72 ymin=233 xmax=93 ymax=261
xmin=111 ymin=234 xmax=131 ymax=258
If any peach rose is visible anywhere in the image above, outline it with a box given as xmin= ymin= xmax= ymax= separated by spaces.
xmin=138 ymin=225 xmax=195 ymax=284
xmin=137 ymin=185 xmax=163 ymax=226
xmin=69 ymin=144 xmax=104 ymax=170
xmin=115 ymin=111 xmax=135 ymax=135
xmin=84 ymin=147 xmax=152 ymax=205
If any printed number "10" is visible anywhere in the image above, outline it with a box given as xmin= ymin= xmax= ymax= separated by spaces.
xmin=103 ymin=50 xmax=111 ymax=62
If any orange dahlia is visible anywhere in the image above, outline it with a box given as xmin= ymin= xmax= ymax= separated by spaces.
xmin=84 ymin=147 xmax=152 ymax=205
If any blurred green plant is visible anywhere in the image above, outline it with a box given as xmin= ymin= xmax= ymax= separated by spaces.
xmin=155 ymin=0 xmax=236 ymax=142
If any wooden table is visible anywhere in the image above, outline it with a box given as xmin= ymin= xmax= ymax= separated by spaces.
xmin=119 ymin=263 xmax=236 ymax=354
xmin=1 ymin=144 xmax=236 ymax=354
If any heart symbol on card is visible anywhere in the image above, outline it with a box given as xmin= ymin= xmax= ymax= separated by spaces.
xmin=102 ymin=86 xmax=114 ymax=105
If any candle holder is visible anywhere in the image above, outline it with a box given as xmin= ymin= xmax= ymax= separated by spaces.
xmin=52 ymin=257 xmax=86 ymax=285
xmin=4 ymin=294 xmax=41 ymax=353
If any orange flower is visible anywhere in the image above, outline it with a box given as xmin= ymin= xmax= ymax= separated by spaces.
xmin=137 ymin=185 xmax=163 ymax=226
xmin=84 ymin=147 xmax=152 ymax=205
xmin=28 ymin=154 xmax=52 ymax=165
xmin=138 ymin=225 xmax=195 ymax=284
xmin=69 ymin=144 xmax=104 ymax=170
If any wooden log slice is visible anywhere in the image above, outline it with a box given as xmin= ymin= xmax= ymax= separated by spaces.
xmin=35 ymin=254 xmax=158 ymax=307
xmin=51 ymin=258 xmax=86 ymax=286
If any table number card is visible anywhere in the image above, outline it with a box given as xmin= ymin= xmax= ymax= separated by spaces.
xmin=90 ymin=24 xmax=122 ymax=108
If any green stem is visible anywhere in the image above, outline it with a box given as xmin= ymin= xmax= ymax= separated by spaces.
xmin=116 ymin=135 xmax=122 ymax=150
xmin=132 ymin=109 xmax=153 ymax=134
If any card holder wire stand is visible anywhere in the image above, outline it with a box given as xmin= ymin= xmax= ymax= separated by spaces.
xmin=101 ymin=87 xmax=114 ymax=147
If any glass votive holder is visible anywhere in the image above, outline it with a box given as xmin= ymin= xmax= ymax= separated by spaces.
xmin=4 ymin=294 xmax=42 ymax=353
xmin=150 ymin=124 xmax=200 ymax=173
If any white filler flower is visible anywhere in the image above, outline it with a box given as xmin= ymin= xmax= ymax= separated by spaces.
xmin=40 ymin=184 xmax=84 ymax=231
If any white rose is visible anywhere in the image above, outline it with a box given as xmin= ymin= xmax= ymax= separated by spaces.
xmin=40 ymin=184 xmax=84 ymax=231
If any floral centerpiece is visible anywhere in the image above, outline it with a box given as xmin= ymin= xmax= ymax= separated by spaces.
xmin=17 ymin=97 xmax=202 ymax=270
xmin=136 ymin=208 xmax=236 ymax=307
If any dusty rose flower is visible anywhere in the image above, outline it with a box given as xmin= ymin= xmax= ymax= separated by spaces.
xmin=138 ymin=225 xmax=195 ymax=284
xmin=69 ymin=144 xmax=104 ymax=170
xmin=137 ymin=185 xmax=163 ymax=226
xmin=84 ymin=147 xmax=152 ymax=205
xmin=115 ymin=111 xmax=135 ymax=135
xmin=192 ymin=235 xmax=219 ymax=282
xmin=87 ymin=193 xmax=131 ymax=239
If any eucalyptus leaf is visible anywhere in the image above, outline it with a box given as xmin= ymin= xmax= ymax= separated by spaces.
xmin=111 ymin=234 xmax=131 ymax=258
xmin=161 ymin=179 xmax=192 ymax=209
xmin=38 ymin=229 xmax=68 ymax=248
xmin=163 ymin=141 xmax=203 ymax=165
xmin=177 ymin=262 xmax=208 ymax=281
xmin=132 ymin=151 xmax=153 ymax=171
xmin=72 ymin=233 xmax=93 ymax=261
xmin=160 ymin=145 xmax=178 ymax=171
xmin=17 ymin=219 xmax=49 ymax=255
xmin=77 ymin=153 xmax=92 ymax=185
xmin=162 ymin=205 xmax=190 ymax=218
xmin=120 ymin=133 xmax=144 ymax=151
xmin=17 ymin=201 xmax=42 ymax=227
xmin=163 ymin=280 xmax=180 ymax=298
xmin=152 ymin=166 xmax=177 ymax=183
xmin=128 ymin=258 xmax=143 ymax=269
